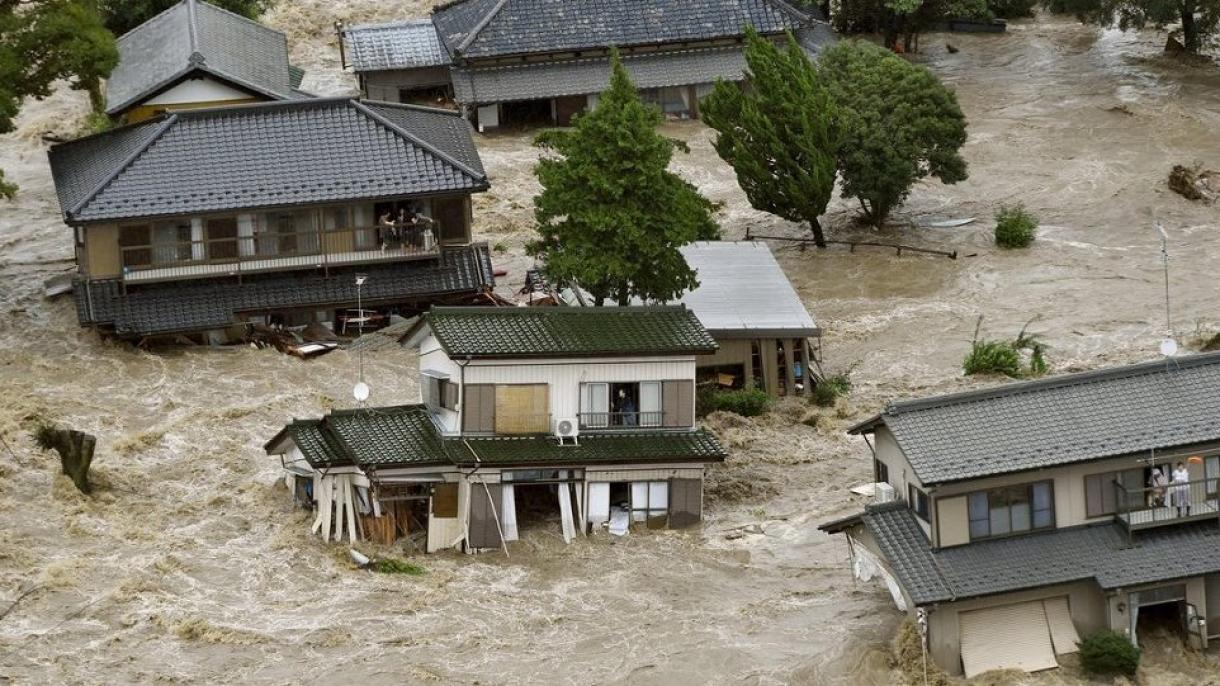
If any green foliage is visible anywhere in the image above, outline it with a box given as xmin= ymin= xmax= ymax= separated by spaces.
xmin=963 ymin=318 xmax=1050 ymax=377
xmin=819 ymin=41 xmax=968 ymax=228
xmin=1078 ymin=630 xmax=1140 ymax=676
xmin=31 ymin=422 xmax=58 ymax=452
xmin=528 ymin=49 xmax=719 ymax=306
xmin=994 ymin=204 xmax=1038 ymax=248
xmin=99 ymin=0 xmax=271 ymax=36
xmin=988 ymin=0 xmax=1039 ymax=16
xmin=0 ymin=171 xmax=15 ymax=201
xmin=699 ymin=388 xmax=774 ymax=417
xmin=1054 ymin=0 xmax=1219 ymax=53
xmin=702 ymin=29 xmax=839 ymax=247
xmin=831 ymin=0 xmax=989 ymax=47
xmin=0 ymin=0 xmax=117 ymax=199
xmin=370 ymin=558 xmax=426 ymax=575
xmin=85 ymin=111 xmax=115 ymax=134
xmin=812 ymin=372 xmax=853 ymax=407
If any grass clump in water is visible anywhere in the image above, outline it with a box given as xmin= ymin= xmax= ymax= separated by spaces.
xmin=371 ymin=558 xmax=426 ymax=576
xmin=963 ymin=318 xmax=1049 ymax=378
xmin=697 ymin=387 xmax=772 ymax=417
xmin=812 ymin=370 xmax=852 ymax=407
xmin=994 ymin=204 xmax=1038 ymax=248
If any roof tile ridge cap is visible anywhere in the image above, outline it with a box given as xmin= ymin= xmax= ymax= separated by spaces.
xmin=346 ymin=18 xmax=435 ymax=32
xmin=186 ymin=0 xmax=200 ymax=55
xmin=318 ymin=414 xmax=359 ymax=462
xmin=193 ymin=0 xmax=287 ymax=40
xmin=454 ymin=0 xmax=513 ymax=54
xmin=350 ymin=99 xmax=485 ymax=182
xmin=67 ymin=113 xmax=180 ymax=218
xmin=362 ymin=99 xmax=464 ymax=118
xmin=886 ymin=353 xmax=1216 ymax=415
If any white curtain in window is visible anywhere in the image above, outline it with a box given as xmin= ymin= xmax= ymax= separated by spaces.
xmin=237 ymin=214 xmax=256 ymax=257
xmin=501 ymin=484 xmax=519 ymax=542
xmin=190 ymin=218 xmax=204 ymax=261
xmin=639 ymin=382 xmax=661 ymax=426
xmin=648 ymin=481 xmax=668 ymax=513
xmin=582 ymin=383 xmax=609 ymax=426
xmin=631 ymin=482 xmax=649 ymax=522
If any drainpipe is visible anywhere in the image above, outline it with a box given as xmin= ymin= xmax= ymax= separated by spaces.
xmin=335 ymin=21 xmax=347 ymax=71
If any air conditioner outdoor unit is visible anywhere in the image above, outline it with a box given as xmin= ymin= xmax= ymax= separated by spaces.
xmin=874 ymin=482 xmax=896 ymax=504
xmin=553 ymin=417 xmax=580 ymax=445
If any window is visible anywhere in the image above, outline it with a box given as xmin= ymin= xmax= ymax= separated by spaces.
xmin=1084 ymin=468 xmax=1143 ymax=518
xmin=423 ymin=374 xmax=457 ymax=411
xmin=151 ymin=219 xmax=193 ymax=264
xmin=580 ymin=381 xmax=664 ymax=429
xmin=206 ymin=217 xmax=239 ymax=260
xmin=118 ymin=224 xmax=152 ymax=268
xmin=875 ymin=459 xmax=890 ymax=485
xmin=631 ymin=481 xmax=669 ymax=526
xmin=968 ymin=481 xmax=1054 ymax=540
xmin=908 ymin=484 xmax=930 ymax=522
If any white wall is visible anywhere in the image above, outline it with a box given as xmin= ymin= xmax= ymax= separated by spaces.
xmin=145 ymin=76 xmax=252 ymax=106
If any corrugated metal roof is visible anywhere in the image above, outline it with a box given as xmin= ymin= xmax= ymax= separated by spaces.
xmin=452 ymin=45 xmax=748 ymax=104
xmin=417 ymin=305 xmax=718 ymax=358
xmin=105 ymin=0 xmax=298 ymax=115
xmin=432 ymin=0 xmax=812 ymax=60
xmin=343 ymin=20 xmax=450 ymax=71
xmin=829 ymin=501 xmax=1220 ymax=605
xmin=48 ymin=98 xmax=488 ymax=223
xmin=675 ymin=241 xmax=818 ymax=338
xmin=854 ymin=352 xmax=1220 ymax=485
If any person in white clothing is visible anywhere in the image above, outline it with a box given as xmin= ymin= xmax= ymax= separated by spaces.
xmin=1170 ymin=461 xmax=1191 ymax=517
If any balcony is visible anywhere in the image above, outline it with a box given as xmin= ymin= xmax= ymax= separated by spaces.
xmin=119 ymin=224 xmax=441 ymax=285
xmin=578 ymin=411 xmax=664 ymax=431
xmin=1115 ymin=477 xmax=1220 ymax=531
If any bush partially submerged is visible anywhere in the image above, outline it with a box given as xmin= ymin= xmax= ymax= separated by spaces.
xmin=370 ymin=558 xmax=426 ymax=576
xmin=812 ymin=372 xmax=852 ymax=407
xmin=994 ymin=204 xmax=1038 ymax=248
xmin=963 ymin=318 xmax=1049 ymax=378
xmin=698 ymin=386 xmax=773 ymax=417
xmin=1078 ymin=630 xmax=1140 ymax=676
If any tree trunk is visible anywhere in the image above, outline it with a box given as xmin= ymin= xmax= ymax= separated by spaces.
xmin=809 ymin=217 xmax=828 ymax=248
xmin=44 ymin=429 xmax=97 ymax=494
xmin=615 ymin=284 xmax=630 ymax=307
xmin=1181 ymin=1 xmax=1199 ymax=53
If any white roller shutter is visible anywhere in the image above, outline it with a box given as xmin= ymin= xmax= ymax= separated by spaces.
xmin=959 ymin=600 xmax=1058 ymax=678
xmin=1043 ymin=597 xmax=1081 ymax=654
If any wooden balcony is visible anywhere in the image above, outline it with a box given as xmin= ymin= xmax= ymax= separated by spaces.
xmin=1115 ymin=477 xmax=1220 ymax=531
xmin=119 ymin=224 xmax=441 ymax=285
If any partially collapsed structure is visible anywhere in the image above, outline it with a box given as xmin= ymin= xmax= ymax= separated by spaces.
xmin=820 ymin=353 xmax=1220 ymax=677
xmin=106 ymin=0 xmax=309 ymax=123
xmin=49 ymin=97 xmax=494 ymax=340
xmin=340 ymin=0 xmax=833 ymax=130
xmin=266 ymin=306 xmax=727 ymax=552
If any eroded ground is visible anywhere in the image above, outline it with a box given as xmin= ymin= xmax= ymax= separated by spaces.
xmin=1 ymin=8 xmax=1220 ymax=685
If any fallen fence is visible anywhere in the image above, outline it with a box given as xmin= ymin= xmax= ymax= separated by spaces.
xmin=744 ymin=230 xmax=958 ymax=260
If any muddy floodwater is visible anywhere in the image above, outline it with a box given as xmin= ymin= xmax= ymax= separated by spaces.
xmin=2 ymin=10 xmax=1220 ymax=685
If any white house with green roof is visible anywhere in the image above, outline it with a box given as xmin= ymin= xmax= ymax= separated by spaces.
xmin=265 ymin=305 xmax=727 ymax=554
xmin=820 ymin=352 xmax=1220 ymax=678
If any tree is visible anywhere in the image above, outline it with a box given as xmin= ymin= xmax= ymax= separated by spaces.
xmin=0 ymin=0 xmax=118 ymax=199
xmin=819 ymin=40 xmax=968 ymax=227
xmin=98 ymin=0 xmax=271 ymax=37
xmin=1055 ymin=0 xmax=1219 ymax=54
xmin=528 ymin=49 xmax=719 ymax=306
xmin=702 ymin=29 xmax=839 ymax=247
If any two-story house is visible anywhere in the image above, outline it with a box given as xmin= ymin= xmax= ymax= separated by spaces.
xmin=264 ymin=306 xmax=727 ymax=554
xmin=106 ymin=0 xmax=309 ymax=125
xmin=820 ymin=353 xmax=1220 ymax=678
xmin=339 ymin=0 xmax=834 ymax=130
xmin=48 ymin=97 xmax=494 ymax=341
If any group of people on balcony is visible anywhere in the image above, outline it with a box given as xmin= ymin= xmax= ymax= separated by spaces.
xmin=377 ymin=204 xmax=436 ymax=253
xmin=1146 ymin=461 xmax=1194 ymax=516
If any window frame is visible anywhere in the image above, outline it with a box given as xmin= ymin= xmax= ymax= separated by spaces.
xmin=908 ymin=484 xmax=930 ymax=522
xmin=875 ymin=459 xmax=890 ymax=485
xmin=968 ymin=480 xmax=1055 ymax=541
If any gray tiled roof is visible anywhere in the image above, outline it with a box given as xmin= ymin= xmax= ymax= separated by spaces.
xmin=343 ymin=20 xmax=450 ymax=71
xmin=838 ymin=502 xmax=1220 ymax=605
xmin=416 ymin=305 xmax=718 ymax=359
xmin=453 ymin=46 xmax=747 ymax=105
xmin=75 ymin=245 xmax=495 ymax=337
xmin=852 ymin=352 xmax=1220 ymax=485
xmin=48 ymin=98 xmax=488 ymax=223
xmin=106 ymin=0 xmax=297 ymax=115
xmin=432 ymin=0 xmax=812 ymax=60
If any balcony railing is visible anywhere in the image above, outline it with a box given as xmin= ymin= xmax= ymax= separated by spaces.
xmin=578 ymin=411 xmax=664 ymax=430
xmin=1115 ymin=477 xmax=1220 ymax=531
xmin=118 ymin=224 xmax=440 ymax=284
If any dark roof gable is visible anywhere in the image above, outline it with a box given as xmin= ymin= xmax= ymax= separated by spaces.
xmin=853 ymin=352 xmax=1220 ymax=485
xmin=48 ymin=98 xmax=488 ymax=223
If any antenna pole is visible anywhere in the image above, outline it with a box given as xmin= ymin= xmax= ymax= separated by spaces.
xmin=1157 ymin=223 xmax=1172 ymax=337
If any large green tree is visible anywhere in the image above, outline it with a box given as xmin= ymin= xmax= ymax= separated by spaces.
xmin=702 ymin=29 xmax=839 ymax=247
xmin=1056 ymin=0 xmax=1218 ymax=54
xmin=99 ymin=0 xmax=270 ymax=37
xmin=820 ymin=40 xmax=968 ymax=227
xmin=0 ymin=0 xmax=117 ymax=199
xmin=528 ymin=49 xmax=719 ymax=306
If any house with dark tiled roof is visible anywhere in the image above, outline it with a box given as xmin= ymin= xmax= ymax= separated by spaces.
xmin=106 ymin=0 xmax=309 ymax=124
xmin=340 ymin=0 xmax=834 ymax=130
xmin=265 ymin=305 xmax=727 ymax=552
xmin=819 ymin=353 xmax=1220 ymax=678
xmin=48 ymin=97 xmax=495 ymax=340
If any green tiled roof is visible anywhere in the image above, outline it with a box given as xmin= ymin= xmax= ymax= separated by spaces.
xmin=421 ymin=306 xmax=718 ymax=358
xmin=450 ymin=430 xmax=727 ymax=466
xmin=285 ymin=420 xmax=350 ymax=468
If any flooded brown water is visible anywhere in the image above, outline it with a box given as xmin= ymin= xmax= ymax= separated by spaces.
xmin=1 ymin=9 xmax=1220 ymax=685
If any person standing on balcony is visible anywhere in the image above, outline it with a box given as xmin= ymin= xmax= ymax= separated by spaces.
xmin=378 ymin=210 xmax=395 ymax=252
xmin=1148 ymin=467 xmax=1168 ymax=508
xmin=1171 ymin=461 xmax=1191 ymax=517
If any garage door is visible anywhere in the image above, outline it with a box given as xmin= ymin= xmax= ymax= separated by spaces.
xmin=959 ymin=600 xmax=1059 ymax=678
xmin=1043 ymin=596 xmax=1081 ymax=654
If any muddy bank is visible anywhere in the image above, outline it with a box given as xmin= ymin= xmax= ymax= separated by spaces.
xmin=1 ymin=8 xmax=1220 ymax=685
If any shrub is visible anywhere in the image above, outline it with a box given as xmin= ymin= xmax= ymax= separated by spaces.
xmin=370 ymin=558 xmax=426 ymax=576
xmin=699 ymin=388 xmax=773 ymax=417
xmin=812 ymin=373 xmax=852 ymax=407
xmin=1078 ymin=630 xmax=1140 ymax=677
xmin=994 ymin=204 xmax=1038 ymax=248
xmin=987 ymin=0 xmax=1037 ymax=17
xmin=963 ymin=340 xmax=1022 ymax=377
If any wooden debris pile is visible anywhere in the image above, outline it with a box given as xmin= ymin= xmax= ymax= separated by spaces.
xmin=1169 ymin=164 xmax=1219 ymax=204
